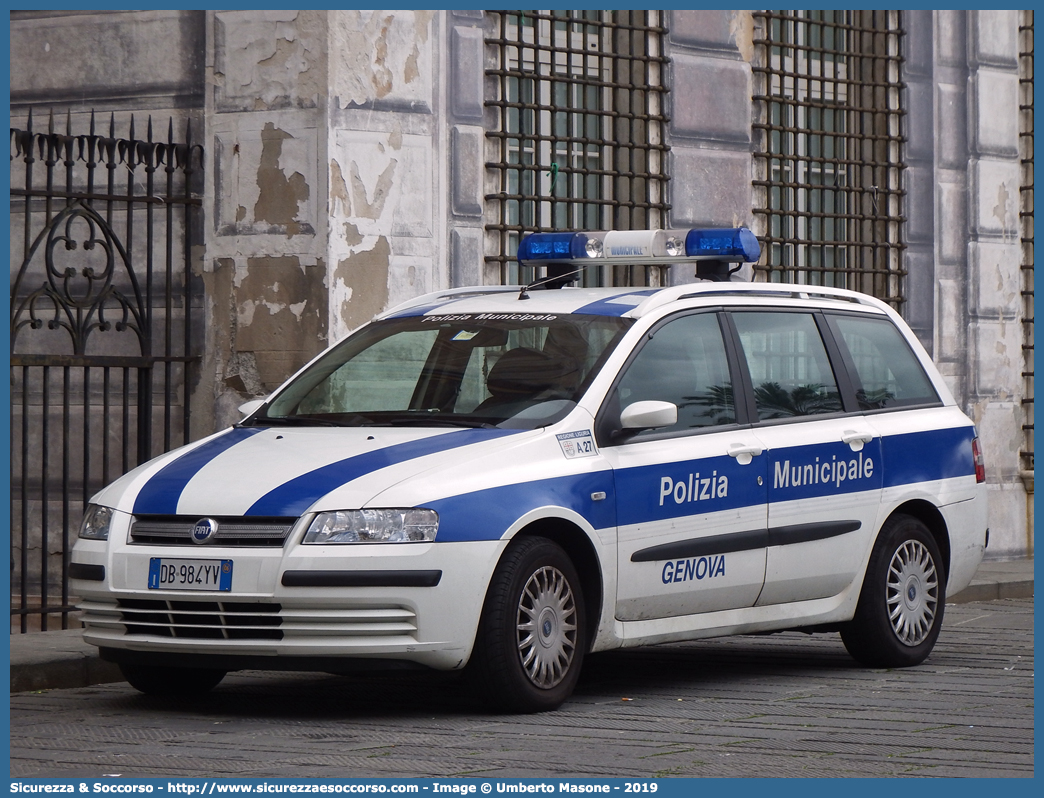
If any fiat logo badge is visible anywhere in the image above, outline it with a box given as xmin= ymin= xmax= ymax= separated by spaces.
xmin=191 ymin=518 xmax=219 ymax=544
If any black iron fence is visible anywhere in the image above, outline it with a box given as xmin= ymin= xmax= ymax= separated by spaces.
xmin=10 ymin=110 xmax=204 ymax=632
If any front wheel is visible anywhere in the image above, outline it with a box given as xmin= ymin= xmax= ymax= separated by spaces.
xmin=841 ymin=514 xmax=946 ymax=667
xmin=120 ymin=663 xmax=226 ymax=697
xmin=469 ymin=536 xmax=586 ymax=713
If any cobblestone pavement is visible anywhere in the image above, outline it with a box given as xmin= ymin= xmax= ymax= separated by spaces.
xmin=10 ymin=598 xmax=1033 ymax=779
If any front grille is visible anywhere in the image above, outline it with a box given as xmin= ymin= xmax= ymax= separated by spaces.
xmin=116 ymin=598 xmax=283 ymax=640
xmin=81 ymin=599 xmax=420 ymax=642
xmin=130 ymin=516 xmax=296 ymax=547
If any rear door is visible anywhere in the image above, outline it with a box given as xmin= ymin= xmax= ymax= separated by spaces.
xmin=726 ymin=309 xmax=884 ymax=606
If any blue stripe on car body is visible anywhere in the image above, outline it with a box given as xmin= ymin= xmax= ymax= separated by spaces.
xmin=428 ymin=470 xmax=617 ymax=542
xmin=430 ymin=425 xmax=977 ymax=542
xmin=132 ymin=427 xmax=265 ymax=515
xmin=246 ymin=427 xmax=523 ymax=516
xmin=613 ymin=452 xmax=765 ymax=528
xmin=132 ymin=424 xmax=974 ymax=535
xmin=573 ymin=290 xmax=660 ymax=317
xmin=881 ymin=426 xmax=976 ymax=486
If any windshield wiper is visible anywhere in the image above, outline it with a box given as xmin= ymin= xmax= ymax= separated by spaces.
xmin=240 ymin=416 xmax=350 ymax=428
xmin=377 ymin=417 xmax=498 ymax=429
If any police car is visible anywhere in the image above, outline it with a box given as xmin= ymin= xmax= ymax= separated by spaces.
xmin=71 ymin=227 xmax=988 ymax=713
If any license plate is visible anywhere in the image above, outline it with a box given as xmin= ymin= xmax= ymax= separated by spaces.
xmin=148 ymin=558 xmax=233 ymax=592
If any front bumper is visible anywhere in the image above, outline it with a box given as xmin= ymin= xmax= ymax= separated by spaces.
xmin=73 ymin=527 xmax=504 ymax=672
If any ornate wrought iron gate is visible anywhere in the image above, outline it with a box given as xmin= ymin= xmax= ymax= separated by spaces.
xmin=10 ymin=111 xmax=204 ymax=632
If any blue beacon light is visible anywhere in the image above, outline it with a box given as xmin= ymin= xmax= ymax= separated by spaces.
xmin=516 ymin=232 xmax=596 ymax=263
xmin=685 ymin=227 xmax=761 ymax=262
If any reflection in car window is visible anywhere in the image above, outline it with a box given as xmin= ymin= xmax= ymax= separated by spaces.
xmin=256 ymin=314 xmax=631 ymax=430
xmin=732 ymin=311 xmax=843 ymax=420
xmin=831 ymin=314 xmax=940 ymax=409
xmin=616 ymin=313 xmax=736 ymax=433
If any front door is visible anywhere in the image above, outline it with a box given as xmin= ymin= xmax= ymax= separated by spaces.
xmin=598 ymin=311 xmax=769 ymax=621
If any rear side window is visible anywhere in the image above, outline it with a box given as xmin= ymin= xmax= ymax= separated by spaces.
xmin=830 ymin=314 xmax=940 ymax=410
xmin=732 ymin=311 xmax=843 ymax=420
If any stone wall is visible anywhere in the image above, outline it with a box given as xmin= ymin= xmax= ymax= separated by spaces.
xmin=964 ymin=11 xmax=1032 ymax=558
xmin=904 ymin=11 xmax=1031 ymax=558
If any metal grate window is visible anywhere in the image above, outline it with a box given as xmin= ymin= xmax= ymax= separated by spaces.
xmin=484 ymin=10 xmax=670 ymax=287
xmin=752 ymin=11 xmax=906 ymax=306
xmin=1019 ymin=10 xmax=1034 ymax=473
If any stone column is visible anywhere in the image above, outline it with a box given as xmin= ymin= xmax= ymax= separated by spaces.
xmin=202 ymin=9 xmax=330 ymax=429
xmin=664 ymin=10 xmax=756 ymax=284
xmin=202 ymin=10 xmax=448 ymax=428
xmin=964 ymin=11 xmax=1028 ymax=557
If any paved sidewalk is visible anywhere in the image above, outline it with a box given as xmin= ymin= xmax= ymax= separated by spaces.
xmin=9 ymin=558 xmax=1033 ymax=694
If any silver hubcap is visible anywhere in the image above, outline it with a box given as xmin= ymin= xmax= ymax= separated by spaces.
xmin=516 ymin=565 xmax=578 ymax=689
xmin=886 ymin=539 xmax=939 ymax=646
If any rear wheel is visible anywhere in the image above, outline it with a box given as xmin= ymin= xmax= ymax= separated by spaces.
xmin=841 ymin=514 xmax=945 ymax=667
xmin=469 ymin=536 xmax=586 ymax=713
xmin=120 ymin=663 xmax=226 ymax=697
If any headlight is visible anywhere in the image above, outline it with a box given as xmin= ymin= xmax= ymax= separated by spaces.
xmin=79 ymin=504 xmax=115 ymax=540
xmin=302 ymin=509 xmax=439 ymax=544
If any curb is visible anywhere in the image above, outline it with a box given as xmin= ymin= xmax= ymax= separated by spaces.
xmin=11 ymin=653 xmax=122 ymax=693
xmin=947 ymin=579 xmax=1034 ymax=604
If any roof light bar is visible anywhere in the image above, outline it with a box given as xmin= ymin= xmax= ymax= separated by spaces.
xmin=518 ymin=227 xmax=760 ymax=266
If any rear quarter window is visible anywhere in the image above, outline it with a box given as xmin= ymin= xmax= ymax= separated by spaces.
xmin=829 ymin=314 xmax=940 ymax=410
xmin=731 ymin=310 xmax=843 ymax=420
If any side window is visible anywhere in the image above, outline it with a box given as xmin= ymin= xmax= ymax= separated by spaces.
xmin=615 ymin=313 xmax=736 ymax=433
xmin=830 ymin=314 xmax=940 ymax=410
xmin=732 ymin=311 xmax=843 ymax=420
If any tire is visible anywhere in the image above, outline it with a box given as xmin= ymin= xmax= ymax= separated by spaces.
xmin=120 ymin=663 xmax=226 ymax=697
xmin=841 ymin=514 xmax=946 ymax=668
xmin=469 ymin=536 xmax=587 ymax=713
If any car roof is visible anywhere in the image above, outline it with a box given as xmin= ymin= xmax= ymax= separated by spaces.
xmin=379 ymin=281 xmax=893 ymax=321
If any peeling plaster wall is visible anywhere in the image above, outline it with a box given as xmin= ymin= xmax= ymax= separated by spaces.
xmin=325 ymin=10 xmax=442 ymax=343
xmin=212 ymin=9 xmax=326 ymax=112
xmin=204 ymin=10 xmax=448 ymax=427
xmin=205 ymin=10 xmax=331 ymax=430
xmin=329 ymin=11 xmax=435 ymax=112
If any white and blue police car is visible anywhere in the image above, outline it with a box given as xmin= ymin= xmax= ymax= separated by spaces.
xmin=71 ymin=227 xmax=988 ymax=712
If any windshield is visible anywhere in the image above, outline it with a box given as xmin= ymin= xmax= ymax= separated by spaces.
xmin=247 ymin=313 xmax=632 ymax=430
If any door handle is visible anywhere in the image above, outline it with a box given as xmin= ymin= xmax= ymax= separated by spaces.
xmin=842 ymin=430 xmax=874 ymax=451
xmin=728 ymin=442 xmax=763 ymax=465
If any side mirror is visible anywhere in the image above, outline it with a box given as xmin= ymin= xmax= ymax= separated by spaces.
xmin=238 ymin=398 xmax=266 ymax=417
xmin=620 ymin=400 xmax=677 ymax=431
